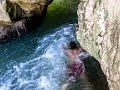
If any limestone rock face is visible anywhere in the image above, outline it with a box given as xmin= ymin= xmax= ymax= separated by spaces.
xmin=0 ymin=0 xmax=53 ymax=41
xmin=0 ymin=1 xmax=11 ymax=22
xmin=77 ymin=0 xmax=120 ymax=90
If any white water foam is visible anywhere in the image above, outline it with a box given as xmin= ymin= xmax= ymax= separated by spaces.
xmin=0 ymin=24 xmax=77 ymax=90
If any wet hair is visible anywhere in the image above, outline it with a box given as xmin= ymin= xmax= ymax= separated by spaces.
xmin=69 ymin=41 xmax=77 ymax=49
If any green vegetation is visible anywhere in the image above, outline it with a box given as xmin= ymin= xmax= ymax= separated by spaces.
xmin=40 ymin=0 xmax=79 ymax=30
xmin=47 ymin=0 xmax=79 ymax=16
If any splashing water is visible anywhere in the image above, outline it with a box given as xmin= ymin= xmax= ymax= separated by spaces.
xmin=0 ymin=24 xmax=77 ymax=90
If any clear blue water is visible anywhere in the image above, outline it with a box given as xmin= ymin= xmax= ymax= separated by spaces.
xmin=0 ymin=0 xmax=79 ymax=90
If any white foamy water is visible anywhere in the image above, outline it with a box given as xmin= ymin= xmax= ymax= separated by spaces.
xmin=0 ymin=24 xmax=78 ymax=90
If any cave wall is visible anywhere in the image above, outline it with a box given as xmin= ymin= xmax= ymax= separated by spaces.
xmin=77 ymin=0 xmax=120 ymax=90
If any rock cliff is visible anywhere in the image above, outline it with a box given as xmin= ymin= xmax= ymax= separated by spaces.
xmin=77 ymin=0 xmax=120 ymax=90
xmin=0 ymin=0 xmax=53 ymax=41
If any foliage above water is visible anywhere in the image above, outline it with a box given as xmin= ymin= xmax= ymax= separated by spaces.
xmin=47 ymin=0 xmax=79 ymax=16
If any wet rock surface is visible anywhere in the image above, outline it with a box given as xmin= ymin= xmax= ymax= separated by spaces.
xmin=0 ymin=0 xmax=53 ymax=41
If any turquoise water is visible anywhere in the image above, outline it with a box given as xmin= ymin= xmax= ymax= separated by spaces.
xmin=0 ymin=0 xmax=79 ymax=90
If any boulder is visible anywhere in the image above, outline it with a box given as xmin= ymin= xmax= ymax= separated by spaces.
xmin=0 ymin=0 xmax=53 ymax=41
xmin=77 ymin=0 xmax=120 ymax=90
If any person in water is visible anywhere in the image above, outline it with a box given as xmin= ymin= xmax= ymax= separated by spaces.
xmin=61 ymin=41 xmax=92 ymax=90
xmin=65 ymin=41 xmax=85 ymax=82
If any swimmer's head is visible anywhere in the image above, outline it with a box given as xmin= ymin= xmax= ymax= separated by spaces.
xmin=69 ymin=42 xmax=77 ymax=49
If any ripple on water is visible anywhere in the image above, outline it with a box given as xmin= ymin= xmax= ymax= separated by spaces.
xmin=0 ymin=24 xmax=78 ymax=90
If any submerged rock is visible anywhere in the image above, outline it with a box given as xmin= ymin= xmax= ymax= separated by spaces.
xmin=77 ymin=0 xmax=120 ymax=90
xmin=0 ymin=0 xmax=53 ymax=41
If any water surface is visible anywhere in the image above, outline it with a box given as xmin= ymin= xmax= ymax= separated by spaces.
xmin=0 ymin=0 xmax=79 ymax=90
